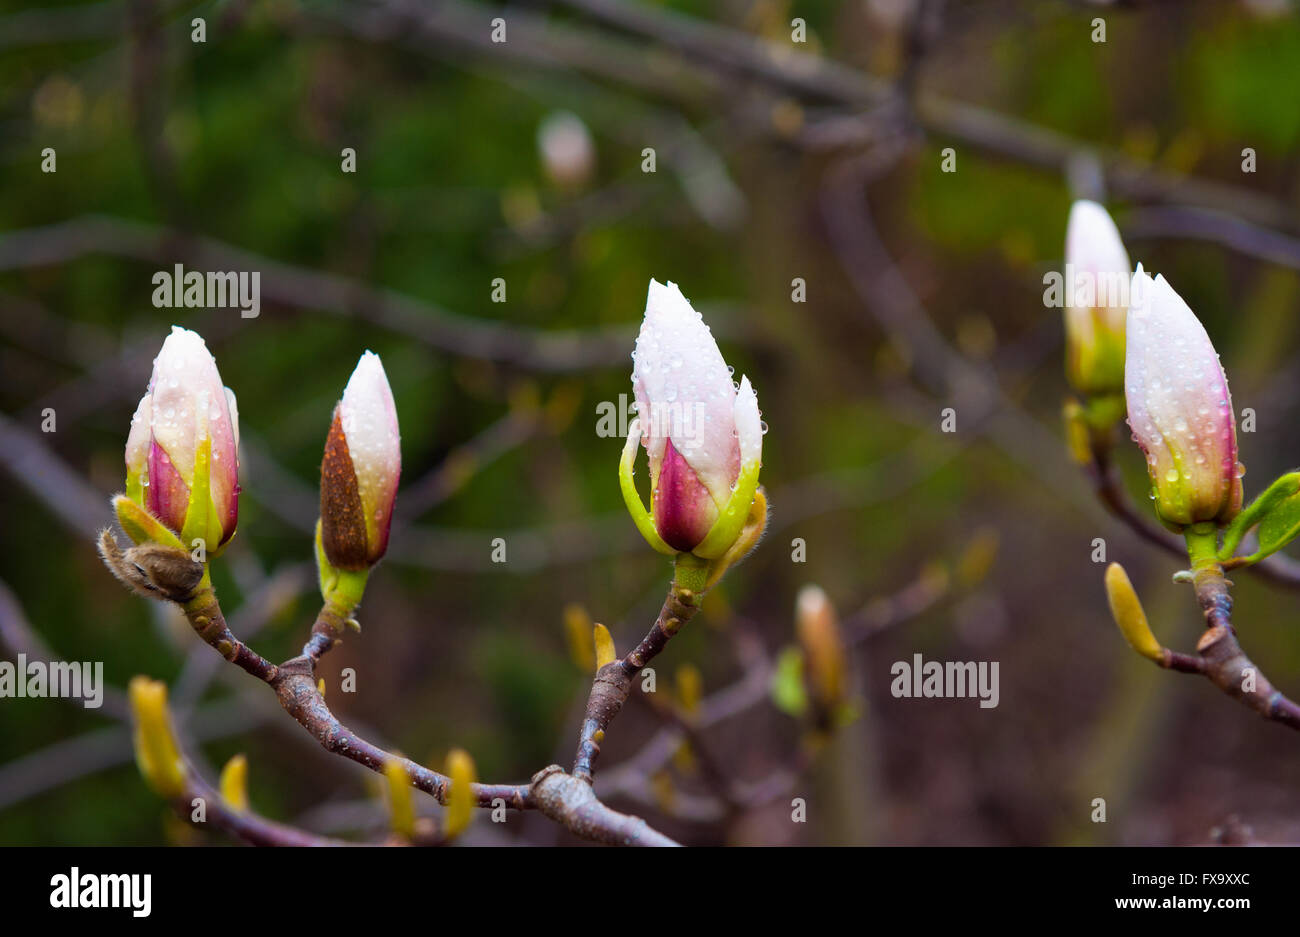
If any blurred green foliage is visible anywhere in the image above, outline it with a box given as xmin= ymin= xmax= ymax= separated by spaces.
xmin=4 ymin=0 xmax=1300 ymax=846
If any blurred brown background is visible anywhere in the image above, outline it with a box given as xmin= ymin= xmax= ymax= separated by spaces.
xmin=3 ymin=0 xmax=1300 ymax=845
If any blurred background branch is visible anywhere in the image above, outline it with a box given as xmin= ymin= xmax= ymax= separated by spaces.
xmin=5 ymin=0 xmax=1300 ymax=845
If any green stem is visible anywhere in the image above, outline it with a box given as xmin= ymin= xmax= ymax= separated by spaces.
xmin=673 ymin=552 xmax=710 ymax=596
xmin=1184 ymin=522 xmax=1219 ymax=572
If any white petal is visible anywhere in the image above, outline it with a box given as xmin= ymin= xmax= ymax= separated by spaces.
xmin=1125 ymin=267 xmax=1236 ymax=521
xmin=340 ymin=351 xmax=401 ymax=527
xmin=1066 ymin=200 xmax=1129 ymax=285
xmin=631 ymin=279 xmax=738 ymax=503
xmin=125 ymin=391 xmax=152 ymax=481
xmin=148 ymin=326 xmax=226 ymax=485
xmin=1065 ymin=199 xmax=1130 ymax=343
xmin=734 ymin=374 xmax=762 ymax=471
xmin=225 ymin=387 xmax=240 ymax=451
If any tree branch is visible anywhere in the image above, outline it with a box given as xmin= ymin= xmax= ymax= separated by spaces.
xmin=139 ymin=559 xmax=683 ymax=846
xmin=1154 ymin=558 xmax=1300 ymax=732
xmin=175 ymin=770 xmax=356 ymax=848
xmin=0 ymin=215 xmax=632 ymax=372
xmin=572 ymin=584 xmax=702 ymax=781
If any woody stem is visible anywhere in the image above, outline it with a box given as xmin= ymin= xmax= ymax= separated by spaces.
xmin=1165 ymin=524 xmax=1300 ymax=731
xmin=572 ymin=554 xmax=708 ymax=782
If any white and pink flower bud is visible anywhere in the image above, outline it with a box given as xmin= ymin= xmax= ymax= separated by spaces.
xmin=1125 ymin=267 xmax=1242 ymax=528
xmin=629 ymin=280 xmax=763 ymax=554
xmin=320 ymin=351 xmax=401 ymax=570
xmin=1064 ymin=199 xmax=1130 ymax=396
xmin=124 ymin=326 xmax=240 ymax=550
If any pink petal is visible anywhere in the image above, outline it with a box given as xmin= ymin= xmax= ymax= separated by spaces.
xmin=653 ymin=438 xmax=719 ymax=552
xmin=632 ymin=280 xmax=739 ymax=505
xmin=146 ymin=439 xmax=190 ymax=534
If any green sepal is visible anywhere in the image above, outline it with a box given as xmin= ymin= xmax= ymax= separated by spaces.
xmin=315 ymin=520 xmax=331 ymax=600
xmin=316 ymin=519 xmax=369 ymax=612
xmin=126 ymin=464 xmax=145 ymax=507
xmin=180 ymin=434 xmax=224 ymax=556
xmin=1218 ymin=471 xmax=1300 ymax=564
xmin=691 ymin=457 xmax=761 ymax=560
xmin=702 ymin=487 xmax=768 ymax=591
xmin=114 ymin=494 xmax=186 ymax=551
xmin=618 ymin=422 xmax=677 ymax=556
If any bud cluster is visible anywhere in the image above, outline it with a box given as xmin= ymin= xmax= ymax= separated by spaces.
xmin=1059 ymin=202 xmax=1242 ymax=531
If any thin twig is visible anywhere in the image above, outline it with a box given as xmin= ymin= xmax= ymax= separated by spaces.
xmin=146 ymin=570 xmax=682 ymax=846
xmin=0 ymin=215 xmax=633 ymax=372
xmin=174 ymin=769 xmax=357 ymax=847
xmin=572 ymin=585 xmax=703 ymax=782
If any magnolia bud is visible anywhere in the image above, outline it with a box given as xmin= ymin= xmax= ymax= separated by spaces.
xmin=320 ymin=351 xmax=401 ymax=570
xmin=128 ymin=676 xmax=186 ymax=798
xmin=219 ymin=754 xmax=249 ymax=813
xmin=444 ymin=748 xmax=477 ymax=839
xmin=795 ymin=585 xmax=847 ymax=714
xmin=383 ymin=759 xmax=416 ymax=839
xmin=124 ymin=327 xmax=240 ymax=552
xmin=1064 ymin=200 xmax=1130 ymax=396
xmin=1104 ymin=563 xmax=1163 ymax=663
xmin=1125 ymin=267 xmax=1242 ymax=528
xmin=623 ymin=279 xmax=763 ymax=558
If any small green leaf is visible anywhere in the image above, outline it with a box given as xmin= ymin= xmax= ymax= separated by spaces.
xmin=770 ymin=646 xmax=808 ymax=718
xmin=1219 ymin=471 xmax=1300 ymax=563
xmin=1252 ymin=491 xmax=1300 ymax=563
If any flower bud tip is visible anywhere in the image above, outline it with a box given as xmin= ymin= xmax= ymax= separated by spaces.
xmin=128 ymin=676 xmax=186 ymax=798
xmin=219 ymin=754 xmax=249 ymax=813
xmin=445 ymin=749 xmax=477 ymax=839
xmin=593 ymin=622 xmax=617 ymax=671
xmin=1104 ymin=563 xmax=1162 ymax=662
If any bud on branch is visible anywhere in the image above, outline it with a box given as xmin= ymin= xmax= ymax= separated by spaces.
xmin=1064 ymin=199 xmax=1130 ymax=399
xmin=128 ymin=676 xmax=186 ymax=799
xmin=1103 ymin=563 xmax=1163 ymax=663
xmin=122 ymin=326 xmax=241 ymax=553
xmin=621 ymin=280 xmax=765 ymax=565
xmin=796 ymin=585 xmax=849 ymax=722
xmin=319 ymin=351 xmax=401 ymax=573
xmin=1125 ymin=267 xmax=1242 ymax=529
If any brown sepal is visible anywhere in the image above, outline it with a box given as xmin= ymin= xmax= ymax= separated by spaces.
xmin=320 ymin=407 xmax=368 ymax=570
